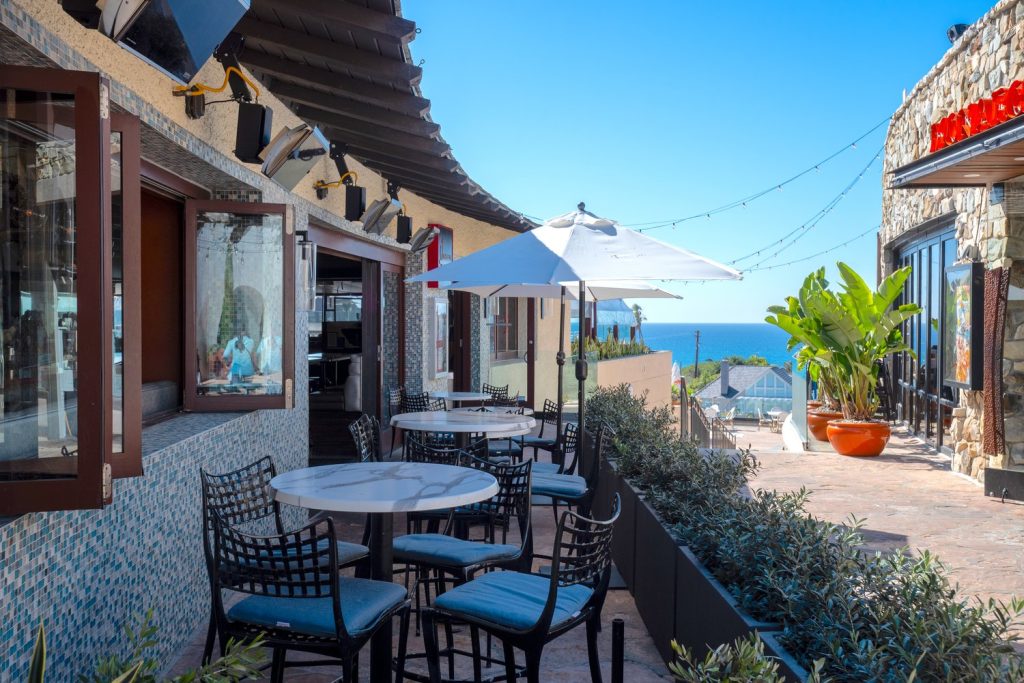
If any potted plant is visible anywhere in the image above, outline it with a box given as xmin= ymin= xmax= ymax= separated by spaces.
xmin=766 ymin=269 xmax=842 ymax=442
xmin=768 ymin=263 xmax=920 ymax=456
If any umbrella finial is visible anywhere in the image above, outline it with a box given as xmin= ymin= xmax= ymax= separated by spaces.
xmin=577 ymin=201 xmax=586 ymax=212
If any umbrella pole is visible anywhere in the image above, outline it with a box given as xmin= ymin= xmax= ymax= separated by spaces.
xmin=555 ymin=286 xmax=566 ymax=443
xmin=576 ymin=280 xmax=588 ymax=476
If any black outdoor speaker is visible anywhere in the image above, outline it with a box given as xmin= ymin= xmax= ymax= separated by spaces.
xmin=397 ymin=215 xmax=412 ymax=243
xmin=345 ymin=184 xmax=367 ymax=222
xmin=61 ymin=0 xmax=101 ymax=28
xmin=234 ymin=102 xmax=272 ymax=164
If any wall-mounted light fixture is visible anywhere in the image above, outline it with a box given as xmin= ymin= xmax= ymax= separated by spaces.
xmin=361 ymin=180 xmax=403 ymax=235
xmin=396 ymin=211 xmax=413 ymax=244
xmin=297 ymin=230 xmax=317 ymax=311
xmin=313 ymin=142 xmax=366 ymax=221
xmin=260 ymin=125 xmax=328 ymax=191
xmin=409 ymin=226 xmax=439 ymax=253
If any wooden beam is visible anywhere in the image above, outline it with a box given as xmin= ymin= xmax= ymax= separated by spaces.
xmin=269 ymin=81 xmax=439 ymax=138
xmin=236 ymin=16 xmax=422 ymax=85
xmin=240 ymin=50 xmax=429 ymax=116
xmin=299 ymin=106 xmax=450 ymax=155
xmin=320 ymin=126 xmax=459 ymax=173
xmin=357 ymin=158 xmax=472 ymax=189
xmin=252 ymin=0 xmax=416 ymax=43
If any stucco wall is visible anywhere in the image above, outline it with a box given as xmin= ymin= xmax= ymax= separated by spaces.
xmin=594 ymin=351 xmax=673 ymax=408
xmin=880 ymin=0 xmax=1024 ymax=479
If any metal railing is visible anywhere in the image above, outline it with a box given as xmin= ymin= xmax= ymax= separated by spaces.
xmin=680 ymin=392 xmax=736 ymax=450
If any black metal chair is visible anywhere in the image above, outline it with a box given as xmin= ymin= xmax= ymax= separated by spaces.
xmin=421 ymin=494 xmax=621 ymax=683
xmin=520 ymin=399 xmax=562 ymax=461
xmin=482 ymin=383 xmax=509 ymax=404
xmin=531 ymin=423 xmax=607 ymax=522
xmin=486 ymin=405 xmax=526 ymax=462
xmin=348 ymin=413 xmax=382 ymax=462
xmin=388 ymin=387 xmax=405 ymax=454
xmin=533 ymin=422 xmax=578 ymax=475
xmin=199 ymin=457 xmax=371 ymax=664
xmin=402 ymin=391 xmax=432 ymax=413
xmin=207 ymin=512 xmax=411 ymax=682
xmin=428 ymin=398 xmax=449 ymax=412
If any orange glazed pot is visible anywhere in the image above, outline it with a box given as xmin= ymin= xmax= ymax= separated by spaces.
xmin=807 ymin=410 xmax=843 ymax=441
xmin=807 ymin=400 xmax=823 ymax=411
xmin=826 ymin=420 xmax=891 ymax=457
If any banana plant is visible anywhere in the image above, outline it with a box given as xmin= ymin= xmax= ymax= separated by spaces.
xmin=767 ymin=263 xmax=921 ymax=421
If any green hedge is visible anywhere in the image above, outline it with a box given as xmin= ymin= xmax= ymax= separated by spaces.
xmin=586 ymin=384 xmax=1024 ymax=682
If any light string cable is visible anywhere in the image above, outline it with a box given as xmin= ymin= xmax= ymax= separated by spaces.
xmin=743 ymin=225 xmax=879 ymax=273
xmin=629 ymin=116 xmax=890 ymax=232
xmin=730 ymin=145 xmax=883 ymax=269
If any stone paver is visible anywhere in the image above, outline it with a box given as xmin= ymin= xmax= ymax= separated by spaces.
xmin=742 ymin=423 xmax=1024 ymax=608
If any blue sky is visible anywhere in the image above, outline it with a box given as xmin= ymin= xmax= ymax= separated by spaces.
xmin=405 ymin=0 xmax=995 ymax=322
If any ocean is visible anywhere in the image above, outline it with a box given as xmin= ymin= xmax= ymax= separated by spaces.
xmin=641 ymin=322 xmax=792 ymax=368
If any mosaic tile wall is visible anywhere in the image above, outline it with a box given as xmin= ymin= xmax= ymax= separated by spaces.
xmin=0 ymin=410 xmax=307 ymax=680
xmin=404 ymin=250 xmax=426 ymax=394
xmin=383 ymin=270 xmax=402 ymax=414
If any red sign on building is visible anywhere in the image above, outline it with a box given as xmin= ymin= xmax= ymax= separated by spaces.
xmin=930 ymin=81 xmax=1024 ymax=152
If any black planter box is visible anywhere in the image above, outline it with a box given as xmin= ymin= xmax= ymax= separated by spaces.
xmin=632 ymin=498 xmax=678 ymax=662
xmin=610 ymin=470 xmax=637 ymax=588
xmin=673 ymin=545 xmax=778 ymax=658
xmin=760 ymin=631 xmax=810 ymax=683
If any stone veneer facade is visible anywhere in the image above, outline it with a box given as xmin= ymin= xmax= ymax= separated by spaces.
xmin=881 ymin=0 xmax=1024 ymax=479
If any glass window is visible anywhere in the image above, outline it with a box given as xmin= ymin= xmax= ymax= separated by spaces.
xmin=493 ymin=297 xmax=520 ymax=361
xmin=0 ymin=66 xmax=114 ymax=513
xmin=186 ymin=201 xmax=293 ymax=410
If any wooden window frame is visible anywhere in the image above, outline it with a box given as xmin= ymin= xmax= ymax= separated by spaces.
xmin=493 ymin=297 xmax=520 ymax=361
xmin=0 ymin=66 xmax=112 ymax=514
xmin=184 ymin=200 xmax=295 ymax=412
xmin=110 ymin=112 xmax=143 ymax=478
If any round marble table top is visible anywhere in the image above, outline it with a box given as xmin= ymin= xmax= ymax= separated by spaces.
xmin=391 ymin=410 xmax=536 ymax=437
xmin=428 ymin=391 xmax=492 ymax=402
xmin=450 ymin=406 xmax=535 ymax=417
xmin=270 ymin=462 xmax=499 ymax=513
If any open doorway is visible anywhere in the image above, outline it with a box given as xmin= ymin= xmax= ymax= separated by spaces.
xmin=308 ymin=252 xmax=365 ymax=464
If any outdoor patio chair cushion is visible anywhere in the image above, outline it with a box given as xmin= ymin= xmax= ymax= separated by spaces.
xmin=530 ymin=472 xmax=587 ymax=499
xmin=227 ymin=577 xmax=406 ymax=638
xmin=394 ymin=533 xmax=519 ymax=567
xmin=521 ymin=435 xmax=558 ymax=450
xmin=433 ymin=570 xmax=593 ymax=631
xmin=260 ymin=540 xmax=368 ymax=566
xmin=532 ymin=462 xmax=562 ymax=475
xmin=488 ymin=441 xmax=523 ymax=458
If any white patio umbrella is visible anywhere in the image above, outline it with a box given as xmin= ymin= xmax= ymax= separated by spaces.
xmin=409 ymin=203 xmax=741 ymax=461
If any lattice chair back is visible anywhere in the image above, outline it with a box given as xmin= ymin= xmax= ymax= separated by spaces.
xmin=348 ymin=414 xmax=381 ymax=462
xmin=209 ymin=513 xmax=351 ymax=640
xmin=406 ymin=435 xmax=473 ymax=466
xmin=537 ymin=399 xmax=560 ymax=435
xmin=560 ymin=422 xmax=581 ymax=475
xmin=388 ymin=387 xmax=403 ymax=419
xmin=200 ymin=457 xmax=282 ymax=543
xmin=400 ymin=391 xmax=431 ymax=413
xmin=463 ymin=455 xmax=533 ymax=558
xmin=482 ymin=383 xmax=509 ymax=402
xmin=427 ymin=398 xmax=448 ymax=411
xmin=552 ymin=492 xmax=620 ymax=591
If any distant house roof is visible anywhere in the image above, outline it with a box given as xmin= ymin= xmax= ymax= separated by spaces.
xmin=695 ymin=365 xmax=791 ymax=400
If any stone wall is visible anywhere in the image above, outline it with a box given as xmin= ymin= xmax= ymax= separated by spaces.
xmin=880 ymin=0 xmax=1024 ymax=479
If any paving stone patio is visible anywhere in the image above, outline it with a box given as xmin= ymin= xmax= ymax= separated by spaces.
xmin=739 ymin=422 xmax=1024 ymax=609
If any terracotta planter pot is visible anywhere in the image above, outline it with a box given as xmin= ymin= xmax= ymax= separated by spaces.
xmin=806 ymin=400 xmax=823 ymax=410
xmin=807 ymin=410 xmax=843 ymax=441
xmin=826 ymin=420 xmax=891 ymax=457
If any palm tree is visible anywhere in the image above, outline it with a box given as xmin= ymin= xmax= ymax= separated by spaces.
xmin=631 ymin=303 xmax=646 ymax=344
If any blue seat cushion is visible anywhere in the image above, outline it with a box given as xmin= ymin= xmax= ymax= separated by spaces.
xmin=394 ymin=533 xmax=519 ymax=567
xmin=227 ymin=577 xmax=407 ymax=638
xmin=521 ymin=436 xmax=558 ymax=450
xmin=530 ymin=472 xmax=587 ymax=499
xmin=532 ymin=462 xmax=562 ymax=475
xmin=488 ymin=441 xmax=523 ymax=457
xmin=335 ymin=541 xmax=370 ymax=565
xmin=433 ymin=571 xmax=593 ymax=631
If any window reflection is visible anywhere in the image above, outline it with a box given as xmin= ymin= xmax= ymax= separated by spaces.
xmin=194 ymin=211 xmax=284 ymax=397
xmin=0 ymin=90 xmax=80 ymax=478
